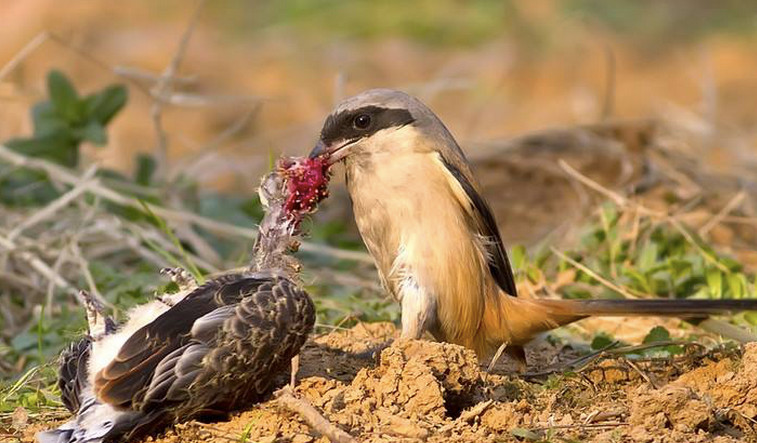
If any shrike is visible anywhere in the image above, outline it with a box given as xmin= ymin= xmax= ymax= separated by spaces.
xmin=310 ymin=88 xmax=757 ymax=365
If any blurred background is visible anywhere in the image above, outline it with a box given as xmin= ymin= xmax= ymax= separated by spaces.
xmin=2 ymin=0 xmax=757 ymax=413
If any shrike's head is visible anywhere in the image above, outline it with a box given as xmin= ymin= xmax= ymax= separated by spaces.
xmin=309 ymin=89 xmax=463 ymax=166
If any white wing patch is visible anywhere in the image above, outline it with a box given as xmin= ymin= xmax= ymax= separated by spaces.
xmin=88 ymin=287 xmax=194 ymax=389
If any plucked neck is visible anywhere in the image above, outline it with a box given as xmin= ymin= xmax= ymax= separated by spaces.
xmin=249 ymin=172 xmax=301 ymax=278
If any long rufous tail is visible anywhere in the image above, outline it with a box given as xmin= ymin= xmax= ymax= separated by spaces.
xmin=479 ymin=295 xmax=757 ymax=361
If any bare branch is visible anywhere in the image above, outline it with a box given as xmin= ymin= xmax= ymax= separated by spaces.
xmin=7 ymin=165 xmax=97 ymax=241
xmin=150 ymin=0 xmax=207 ymax=177
xmin=275 ymin=386 xmax=356 ymax=443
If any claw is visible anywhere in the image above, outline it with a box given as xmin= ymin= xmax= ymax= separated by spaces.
xmin=77 ymin=290 xmax=116 ymax=338
xmin=160 ymin=267 xmax=198 ymax=291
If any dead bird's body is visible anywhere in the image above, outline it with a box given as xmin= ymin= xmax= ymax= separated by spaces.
xmin=38 ymin=165 xmax=322 ymax=443
xmin=310 ymin=89 xmax=757 ymax=364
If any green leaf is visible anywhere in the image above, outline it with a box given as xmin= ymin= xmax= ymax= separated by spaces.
xmin=47 ymin=70 xmax=82 ymax=123
xmin=560 ymin=284 xmax=591 ymax=299
xmin=744 ymin=311 xmax=757 ymax=326
xmin=511 ymin=427 xmax=541 ymax=441
xmin=86 ymin=85 xmax=128 ymax=125
xmin=668 ymin=257 xmax=693 ymax=278
xmin=78 ymin=121 xmax=107 ymax=145
xmin=622 ymin=267 xmax=651 ymax=294
xmin=726 ymin=273 xmax=745 ymax=299
xmin=591 ymin=332 xmax=614 ymax=350
xmin=706 ymin=268 xmax=723 ymax=299
xmin=134 ymin=154 xmax=157 ymax=186
xmin=638 ymin=241 xmax=658 ymax=272
xmin=5 ymin=134 xmax=78 ymax=167
xmin=510 ymin=245 xmax=527 ymax=271
xmin=643 ymin=326 xmax=671 ymax=344
xmin=526 ymin=266 xmax=541 ymax=283
xmin=30 ymin=101 xmax=68 ymax=137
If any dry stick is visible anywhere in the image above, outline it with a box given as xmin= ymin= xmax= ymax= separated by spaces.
xmin=0 ymin=144 xmax=373 ymax=264
xmin=168 ymin=106 xmax=260 ymax=183
xmin=113 ymin=65 xmax=198 ymax=86
xmin=167 ymin=193 xmax=222 ymax=266
xmin=458 ymin=399 xmax=494 ymax=422
xmin=0 ymin=234 xmax=76 ymax=296
xmin=0 ymin=271 xmax=41 ymax=294
xmin=529 ymin=422 xmax=627 ymax=432
xmin=150 ymin=0 xmax=206 ymax=177
xmin=624 ymin=359 xmax=658 ymax=389
xmin=70 ymin=242 xmax=110 ymax=309
xmin=124 ymin=221 xmax=220 ymax=273
xmin=558 ymin=159 xmax=636 ymax=210
xmin=44 ymin=245 xmax=69 ymax=317
xmin=0 ymin=31 xmax=150 ymax=96
xmin=550 ymin=247 xmax=641 ymax=300
xmin=0 ymin=32 xmax=49 ymax=81
xmin=99 ymin=223 xmax=168 ymax=268
xmin=486 ymin=341 xmax=509 ymax=373
xmin=722 ymin=215 xmax=757 ymax=226
xmin=275 ymin=386 xmax=356 ymax=443
xmin=698 ymin=190 xmax=747 ymax=237
xmin=7 ymin=165 xmax=97 ymax=240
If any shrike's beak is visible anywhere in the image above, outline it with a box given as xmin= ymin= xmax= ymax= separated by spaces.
xmin=308 ymin=139 xmax=356 ymax=164
xmin=308 ymin=140 xmax=328 ymax=159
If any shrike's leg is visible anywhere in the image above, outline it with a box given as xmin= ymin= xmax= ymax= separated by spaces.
xmin=398 ymin=277 xmax=436 ymax=340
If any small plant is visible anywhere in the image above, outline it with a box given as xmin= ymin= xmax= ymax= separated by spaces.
xmin=6 ymin=70 xmax=127 ymax=168
xmin=513 ymin=202 xmax=757 ymax=330
xmin=1 ymin=70 xmax=127 ymax=207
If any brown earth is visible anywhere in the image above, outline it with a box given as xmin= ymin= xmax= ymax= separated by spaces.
xmin=22 ymin=322 xmax=757 ymax=443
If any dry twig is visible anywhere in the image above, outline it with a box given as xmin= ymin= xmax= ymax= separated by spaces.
xmin=7 ymin=165 xmax=97 ymax=241
xmin=550 ymin=247 xmax=642 ymax=299
xmin=275 ymin=386 xmax=356 ymax=443
xmin=150 ymin=0 xmax=206 ymax=177
xmin=698 ymin=190 xmax=746 ymax=236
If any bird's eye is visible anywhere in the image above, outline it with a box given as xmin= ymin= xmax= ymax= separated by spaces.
xmin=353 ymin=114 xmax=372 ymax=130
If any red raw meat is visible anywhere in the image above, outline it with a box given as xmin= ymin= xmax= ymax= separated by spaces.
xmin=278 ymin=156 xmax=332 ymax=217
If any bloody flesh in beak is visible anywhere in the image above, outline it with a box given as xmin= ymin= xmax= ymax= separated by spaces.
xmin=277 ymin=156 xmax=332 ymax=219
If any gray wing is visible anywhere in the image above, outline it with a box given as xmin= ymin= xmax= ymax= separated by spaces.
xmin=440 ymin=155 xmax=519 ymax=297
xmin=140 ymin=279 xmax=315 ymax=414
xmin=58 ymin=337 xmax=92 ymax=414
xmin=95 ymin=274 xmax=314 ymax=430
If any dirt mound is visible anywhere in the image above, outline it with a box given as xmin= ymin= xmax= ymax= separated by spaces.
xmin=628 ymin=343 xmax=757 ymax=442
xmin=21 ymin=323 xmax=757 ymax=443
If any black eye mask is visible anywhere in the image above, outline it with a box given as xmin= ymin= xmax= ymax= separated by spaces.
xmin=320 ymin=105 xmax=415 ymax=146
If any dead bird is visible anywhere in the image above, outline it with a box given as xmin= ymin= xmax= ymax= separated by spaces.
xmin=38 ymin=157 xmax=331 ymax=443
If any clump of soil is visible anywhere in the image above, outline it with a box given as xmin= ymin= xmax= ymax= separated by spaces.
xmin=628 ymin=345 xmax=757 ymax=442
xmin=22 ymin=323 xmax=757 ymax=443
